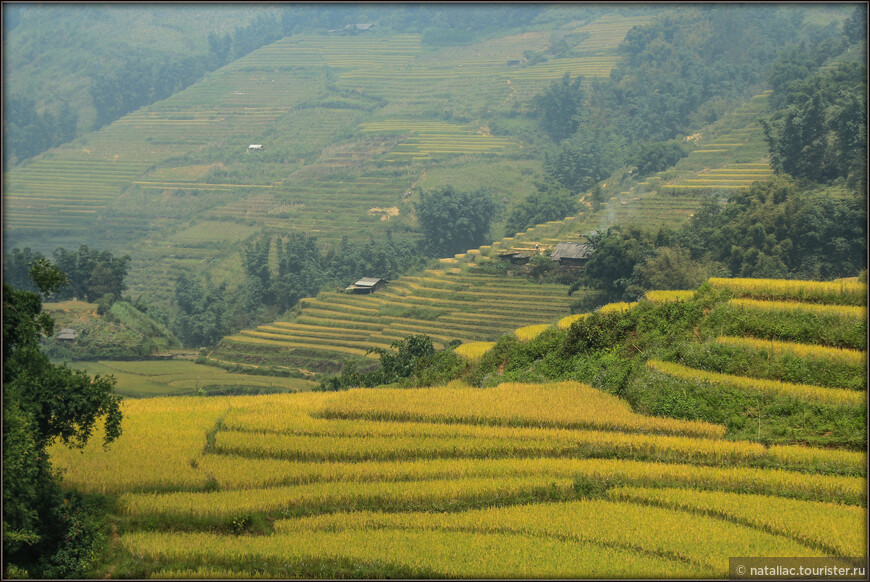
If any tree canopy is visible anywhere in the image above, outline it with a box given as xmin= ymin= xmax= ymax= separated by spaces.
xmin=414 ymin=185 xmax=497 ymax=258
xmin=3 ymin=263 xmax=122 ymax=577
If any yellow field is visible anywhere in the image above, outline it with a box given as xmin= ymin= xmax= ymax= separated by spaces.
xmin=645 ymin=290 xmax=695 ymax=303
xmin=454 ymin=341 xmax=496 ymax=361
xmin=646 ymin=360 xmax=864 ymax=406
xmin=728 ymin=298 xmax=867 ymax=319
xmin=46 ymin=274 xmax=868 ymax=578
xmin=710 ymin=277 xmax=867 ymax=304
xmin=599 ymin=301 xmax=638 ymax=314
xmin=318 ymin=381 xmax=727 ymax=438
xmin=514 ymin=324 xmax=552 ymax=341
xmin=557 ymin=313 xmax=589 ymax=329
xmin=715 ymin=335 xmax=867 ymax=366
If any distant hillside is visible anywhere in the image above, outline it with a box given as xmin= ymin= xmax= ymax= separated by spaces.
xmin=4 ymin=4 xmax=860 ymax=354
xmin=2 ymin=4 xmax=279 ymax=165
xmin=3 ymin=9 xmax=657 ymax=309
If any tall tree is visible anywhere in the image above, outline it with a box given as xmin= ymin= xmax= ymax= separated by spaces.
xmin=172 ymin=274 xmax=227 ymax=348
xmin=3 ymin=263 xmax=122 ymax=577
xmin=533 ymin=73 xmax=585 ymax=143
xmin=414 ymin=186 xmax=497 ymax=258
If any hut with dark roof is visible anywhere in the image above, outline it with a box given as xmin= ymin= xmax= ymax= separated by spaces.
xmin=345 ymin=277 xmax=387 ymax=294
xmin=549 ymin=242 xmax=594 ymax=267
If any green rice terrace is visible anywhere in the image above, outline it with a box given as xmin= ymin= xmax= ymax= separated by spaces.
xmin=5 ymin=13 xmax=668 ymax=310
xmin=7 ymin=10 xmax=788 ymax=366
xmin=209 ymin=266 xmax=577 ymax=375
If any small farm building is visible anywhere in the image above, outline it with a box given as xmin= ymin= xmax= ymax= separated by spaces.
xmin=56 ymin=328 xmax=79 ymax=342
xmin=248 ymin=144 xmax=264 ymax=152
xmin=346 ymin=277 xmax=387 ymax=294
xmin=549 ymin=242 xmax=594 ymax=267
xmin=497 ymin=252 xmax=530 ymax=265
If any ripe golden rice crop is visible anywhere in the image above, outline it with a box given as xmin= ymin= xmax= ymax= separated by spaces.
xmin=646 ymin=360 xmax=864 ymax=406
xmin=728 ymin=298 xmax=867 ymax=319
xmin=219 ymin=392 xmax=333 ymax=433
xmin=454 ymin=341 xmax=495 ymax=361
xmin=598 ymin=301 xmax=637 ymax=314
xmin=273 ymin=499 xmax=827 ymax=576
xmin=514 ymin=324 xmax=551 ymax=341
xmin=709 ymin=277 xmax=867 ymax=305
xmin=557 ymin=313 xmax=589 ymax=329
xmin=767 ymin=445 xmax=866 ymax=476
xmin=48 ymin=396 xmax=233 ymax=494
xmin=122 ymin=524 xmax=706 ymax=579
xmin=317 ymin=381 xmax=726 ymax=438
xmin=118 ymin=475 xmax=576 ymax=519
xmin=210 ymin=416 xmax=770 ymax=470
xmin=714 ymin=335 xmax=867 ymax=366
xmin=644 ymin=290 xmax=695 ymax=303
xmin=212 ymin=430 xmax=577 ymax=462
xmin=608 ymin=486 xmax=865 ymax=557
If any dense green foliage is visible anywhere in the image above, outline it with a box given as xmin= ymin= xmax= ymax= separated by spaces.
xmin=761 ymin=60 xmax=866 ymax=188
xmin=2 ymin=97 xmax=78 ymax=169
xmin=504 ymin=181 xmax=578 ymax=235
xmin=532 ymin=5 xmax=855 ymax=194
xmin=3 ymin=265 xmax=122 ymax=577
xmin=533 ymin=73 xmax=585 ymax=143
xmin=5 ymin=246 xmax=132 ymax=305
xmin=415 ymin=186 xmax=498 ymax=258
xmin=569 ymin=178 xmax=866 ymax=304
xmin=674 ymin=341 xmax=866 ymax=392
xmin=172 ymin=275 xmax=229 ymax=349
xmin=319 ymin=335 xmax=463 ymax=391
xmin=626 ymin=141 xmax=689 ymax=178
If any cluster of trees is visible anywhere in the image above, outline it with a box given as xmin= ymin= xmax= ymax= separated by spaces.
xmin=570 ymin=177 xmax=867 ymax=307
xmin=761 ymin=59 xmax=866 ymax=189
xmin=3 ymin=97 xmax=78 ymax=169
xmin=4 ymin=245 xmax=131 ymax=306
xmin=530 ymin=6 xmax=858 ymax=196
xmin=320 ymin=334 xmax=463 ymax=391
xmin=172 ymin=275 xmax=228 ymax=349
xmin=3 ymin=264 xmax=122 ymax=577
xmin=414 ymin=186 xmax=497 ymax=257
xmin=4 ymin=246 xmax=128 ymax=305
xmin=169 ymin=231 xmax=428 ymax=347
xmin=504 ymin=181 xmax=578 ymax=235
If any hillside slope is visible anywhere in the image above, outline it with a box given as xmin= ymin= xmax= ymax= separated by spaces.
xmin=4 ymin=11 xmax=655 ymax=311
xmin=47 ymin=276 xmax=867 ymax=578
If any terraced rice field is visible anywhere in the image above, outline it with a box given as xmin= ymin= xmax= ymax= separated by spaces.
xmin=5 ymin=13 xmax=705 ymax=317
xmin=359 ymin=120 xmax=518 ymax=161
xmin=48 ymin=314 xmax=866 ymax=578
xmin=211 ymin=267 xmax=576 ymax=373
xmin=69 ymin=359 xmax=316 ymax=398
xmin=637 ymin=91 xmax=774 ymax=194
